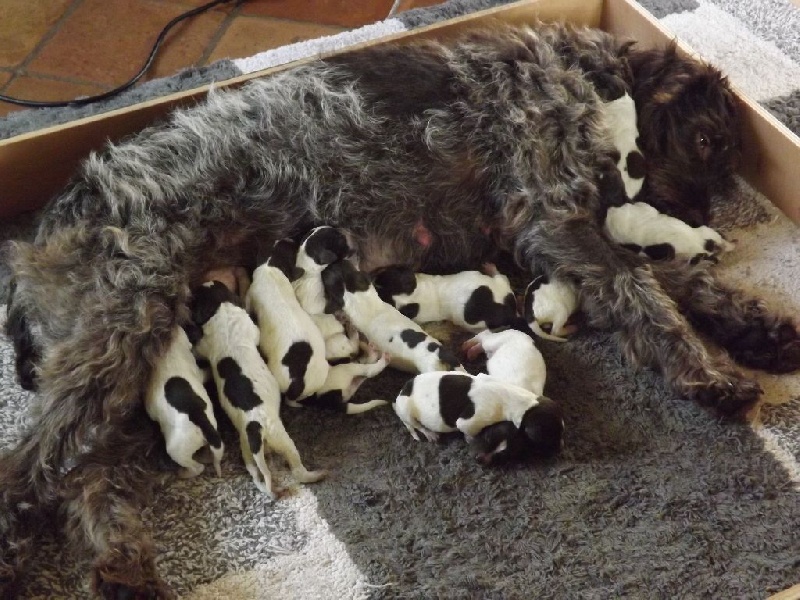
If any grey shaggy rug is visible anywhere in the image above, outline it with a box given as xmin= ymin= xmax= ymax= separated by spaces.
xmin=1 ymin=0 xmax=800 ymax=598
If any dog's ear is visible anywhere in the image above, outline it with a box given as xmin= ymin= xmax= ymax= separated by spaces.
xmin=181 ymin=320 xmax=203 ymax=346
xmin=321 ymin=262 xmax=345 ymax=314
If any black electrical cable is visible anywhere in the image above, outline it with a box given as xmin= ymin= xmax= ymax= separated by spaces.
xmin=0 ymin=0 xmax=241 ymax=108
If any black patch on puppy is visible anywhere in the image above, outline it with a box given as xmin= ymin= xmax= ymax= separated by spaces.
xmin=282 ymin=341 xmax=313 ymax=401
xmin=341 ymin=259 xmax=371 ymax=293
xmin=164 ymin=377 xmax=223 ymax=449
xmin=642 ymin=243 xmax=676 ymax=261
xmin=704 ymin=239 xmax=717 ymax=253
xmin=302 ymin=227 xmax=350 ymax=266
xmin=399 ymin=303 xmax=420 ymax=319
xmin=436 ymin=346 xmax=461 ymax=370
xmin=520 ymin=396 xmax=564 ymax=458
xmin=463 ymin=286 xmax=517 ymax=329
xmin=427 ymin=342 xmax=439 ymax=353
xmin=470 ymin=421 xmax=530 ymax=466
xmin=626 ymin=151 xmax=646 ymax=179
xmin=246 ymin=421 xmax=263 ymax=455
xmin=620 ymin=243 xmax=642 ymax=254
xmin=321 ymin=262 xmax=346 ymax=313
xmin=182 ymin=321 xmax=203 ymax=346
xmin=217 ymin=357 xmax=263 ymax=411
xmin=191 ymin=280 xmax=241 ymax=326
xmin=399 ymin=329 xmax=427 ymax=348
xmin=438 ymin=374 xmax=475 ymax=428
xmin=373 ymin=265 xmax=418 ymax=303
xmin=268 ymin=239 xmax=304 ymax=281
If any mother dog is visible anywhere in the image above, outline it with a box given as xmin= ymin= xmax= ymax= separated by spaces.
xmin=3 ymin=21 xmax=799 ymax=598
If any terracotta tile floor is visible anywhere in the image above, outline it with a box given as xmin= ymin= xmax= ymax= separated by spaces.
xmin=0 ymin=0 xmax=445 ymax=119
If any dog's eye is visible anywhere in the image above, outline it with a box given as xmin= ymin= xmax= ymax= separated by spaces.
xmin=696 ymin=134 xmax=710 ymax=148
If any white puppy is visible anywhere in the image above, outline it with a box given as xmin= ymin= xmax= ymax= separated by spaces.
xmin=462 ymin=328 xmax=546 ymax=395
xmin=523 ymin=275 xmax=580 ymax=342
xmin=604 ymin=202 xmax=734 ymax=263
xmin=145 ymin=325 xmax=224 ymax=479
xmin=294 ymin=226 xmax=360 ymax=361
xmin=373 ymin=263 xmax=521 ymax=332
xmin=322 ymin=259 xmax=462 ymax=373
xmin=392 ymin=371 xmax=563 ymax=458
xmin=192 ymin=281 xmax=327 ymax=497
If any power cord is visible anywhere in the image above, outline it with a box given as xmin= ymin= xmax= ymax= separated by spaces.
xmin=0 ymin=0 xmax=243 ymax=108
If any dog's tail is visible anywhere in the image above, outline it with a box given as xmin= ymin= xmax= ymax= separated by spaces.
xmin=345 ymin=399 xmax=388 ymax=414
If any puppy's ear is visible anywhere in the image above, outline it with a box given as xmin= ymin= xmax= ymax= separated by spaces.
xmin=321 ymin=262 xmax=345 ymax=314
xmin=182 ymin=321 xmax=203 ymax=346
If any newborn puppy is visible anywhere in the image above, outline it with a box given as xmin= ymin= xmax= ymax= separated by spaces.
xmin=604 ymin=201 xmax=734 ymax=263
xmin=294 ymin=226 xmax=360 ymax=361
xmin=372 ymin=263 xmax=521 ymax=332
xmin=323 ymin=258 xmax=462 ymax=373
xmin=145 ymin=324 xmax=224 ymax=479
xmin=192 ymin=281 xmax=327 ymax=498
xmin=523 ymin=275 xmax=580 ymax=342
xmin=247 ymin=240 xmax=331 ymax=402
xmin=392 ymin=371 xmax=564 ymax=459
xmin=601 ymin=92 xmax=645 ymax=200
xmin=462 ymin=328 xmax=546 ymax=396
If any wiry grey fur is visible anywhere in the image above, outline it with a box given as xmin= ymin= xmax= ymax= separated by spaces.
xmin=2 ymin=21 xmax=800 ymax=599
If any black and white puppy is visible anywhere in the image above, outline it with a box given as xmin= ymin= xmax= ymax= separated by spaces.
xmin=323 ymin=258 xmax=462 ymax=373
xmin=372 ymin=263 xmax=520 ymax=332
xmin=247 ymin=239 xmax=332 ymax=402
xmin=604 ymin=201 xmax=734 ymax=263
xmin=462 ymin=328 xmax=547 ymax=396
xmin=294 ymin=226 xmax=360 ymax=362
xmin=469 ymin=421 xmax=539 ymax=466
xmin=392 ymin=371 xmax=563 ymax=459
xmin=601 ymin=92 xmax=646 ymax=200
xmin=145 ymin=324 xmax=224 ymax=479
xmin=192 ymin=281 xmax=327 ymax=498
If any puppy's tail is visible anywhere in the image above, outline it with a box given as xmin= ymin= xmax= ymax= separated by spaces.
xmin=345 ymin=399 xmax=388 ymax=414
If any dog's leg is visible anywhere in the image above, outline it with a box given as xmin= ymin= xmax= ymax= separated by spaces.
xmin=653 ymin=263 xmax=800 ymax=374
xmin=263 ymin=425 xmax=327 ymax=485
xmin=518 ymin=214 xmax=761 ymax=417
xmin=61 ymin=460 xmax=174 ymax=600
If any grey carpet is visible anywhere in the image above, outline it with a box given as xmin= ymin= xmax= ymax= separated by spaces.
xmin=1 ymin=1 xmax=799 ymax=598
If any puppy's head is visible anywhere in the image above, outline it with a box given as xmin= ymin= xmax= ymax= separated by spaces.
xmin=520 ymin=396 xmax=564 ymax=458
xmin=299 ymin=226 xmax=351 ymax=267
xmin=191 ymin=280 xmax=241 ymax=328
xmin=470 ymin=420 xmax=531 ymax=466
xmin=321 ymin=259 xmax=371 ymax=313
xmin=629 ymin=43 xmax=740 ymax=226
xmin=372 ymin=265 xmax=418 ymax=304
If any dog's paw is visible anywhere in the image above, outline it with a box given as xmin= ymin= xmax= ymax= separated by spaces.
xmin=726 ymin=319 xmax=800 ymax=374
xmin=690 ymin=376 xmax=762 ymax=420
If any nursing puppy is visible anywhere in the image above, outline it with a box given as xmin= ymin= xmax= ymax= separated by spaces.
xmin=392 ymin=372 xmax=564 ymax=458
xmin=144 ymin=325 xmax=224 ymax=479
xmin=605 ymin=201 xmax=734 ymax=263
xmin=462 ymin=328 xmax=547 ymax=396
xmin=323 ymin=259 xmax=462 ymax=373
xmin=601 ymin=92 xmax=645 ymax=200
xmin=6 ymin=21 xmax=799 ymax=598
xmin=247 ymin=240 xmax=331 ymax=402
xmin=192 ymin=281 xmax=327 ymax=497
xmin=294 ymin=226 xmax=360 ymax=361
xmin=523 ymin=275 xmax=580 ymax=342
xmin=372 ymin=263 xmax=521 ymax=332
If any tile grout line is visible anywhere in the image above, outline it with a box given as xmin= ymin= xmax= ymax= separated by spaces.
xmin=197 ymin=3 xmax=245 ymax=66
xmin=11 ymin=0 xmax=89 ymax=82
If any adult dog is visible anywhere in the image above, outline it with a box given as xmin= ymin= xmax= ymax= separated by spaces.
xmin=3 ymin=20 xmax=799 ymax=599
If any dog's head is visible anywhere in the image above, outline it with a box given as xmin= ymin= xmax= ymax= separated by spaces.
xmin=372 ymin=265 xmax=418 ymax=304
xmin=299 ymin=226 xmax=352 ymax=268
xmin=629 ymin=43 xmax=741 ymax=226
xmin=190 ymin=280 xmax=241 ymax=329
